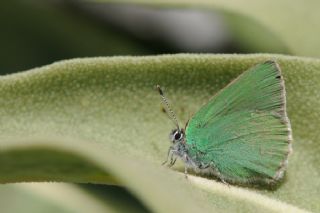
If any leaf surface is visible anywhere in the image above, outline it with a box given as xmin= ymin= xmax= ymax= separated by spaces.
xmin=0 ymin=54 xmax=319 ymax=212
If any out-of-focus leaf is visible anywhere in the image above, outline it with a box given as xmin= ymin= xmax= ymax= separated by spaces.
xmin=0 ymin=0 xmax=153 ymax=73
xmin=0 ymin=184 xmax=73 ymax=213
xmin=98 ymin=0 xmax=320 ymax=57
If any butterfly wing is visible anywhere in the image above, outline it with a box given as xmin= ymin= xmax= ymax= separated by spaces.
xmin=185 ymin=61 xmax=292 ymax=183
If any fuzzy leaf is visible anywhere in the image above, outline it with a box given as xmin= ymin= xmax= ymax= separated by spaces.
xmin=0 ymin=54 xmax=319 ymax=212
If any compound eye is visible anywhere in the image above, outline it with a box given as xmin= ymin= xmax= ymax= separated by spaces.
xmin=174 ymin=131 xmax=182 ymax=140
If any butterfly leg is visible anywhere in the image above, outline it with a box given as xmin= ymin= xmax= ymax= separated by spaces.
xmin=168 ymin=157 xmax=177 ymax=167
xmin=183 ymin=153 xmax=190 ymax=179
xmin=209 ymin=162 xmax=229 ymax=186
xmin=219 ymin=177 xmax=228 ymax=185
xmin=162 ymin=147 xmax=173 ymax=165
xmin=199 ymin=162 xmax=210 ymax=169
xmin=184 ymin=166 xmax=188 ymax=179
xmin=216 ymin=171 xmax=228 ymax=185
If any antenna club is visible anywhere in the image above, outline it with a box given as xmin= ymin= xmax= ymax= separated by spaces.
xmin=156 ymin=85 xmax=164 ymax=95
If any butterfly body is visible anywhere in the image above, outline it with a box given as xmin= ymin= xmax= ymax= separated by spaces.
xmin=159 ymin=61 xmax=292 ymax=185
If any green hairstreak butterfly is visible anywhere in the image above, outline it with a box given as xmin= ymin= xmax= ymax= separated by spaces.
xmin=157 ymin=61 xmax=292 ymax=185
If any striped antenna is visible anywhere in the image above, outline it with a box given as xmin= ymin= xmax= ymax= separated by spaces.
xmin=156 ymin=85 xmax=180 ymax=130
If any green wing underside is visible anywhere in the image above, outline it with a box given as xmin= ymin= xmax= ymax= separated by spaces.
xmin=186 ymin=61 xmax=291 ymax=183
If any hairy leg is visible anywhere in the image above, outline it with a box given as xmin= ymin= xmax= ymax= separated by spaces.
xmin=162 ymin=146 xmax=173 ymax=165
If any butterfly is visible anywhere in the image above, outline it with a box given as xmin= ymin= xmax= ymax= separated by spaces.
xmin=157 ymin=60 xmax=292 ymax=185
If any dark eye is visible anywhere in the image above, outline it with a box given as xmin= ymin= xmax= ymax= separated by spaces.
xmin=174 ymin=132 xmax=182 ymax=140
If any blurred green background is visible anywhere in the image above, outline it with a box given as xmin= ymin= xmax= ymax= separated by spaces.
xmin=1 ymin=0 xmax=292 ymax=74
xmin=1 ymin=0 xmax=319 ymax=213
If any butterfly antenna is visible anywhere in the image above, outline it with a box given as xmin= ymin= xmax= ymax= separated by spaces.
xmin=156 ymin=85 xmax=180 ymax=130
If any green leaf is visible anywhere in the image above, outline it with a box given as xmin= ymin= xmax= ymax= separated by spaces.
xmin=0 ymin=183 xmax=74 ymax=213
xmin=0 ymin=183 xmax=138 ymax=213
xmin=96 ymin=0 xmax=320 ymax=57
xmin=0 ymin=54 xmax=319 ymax=212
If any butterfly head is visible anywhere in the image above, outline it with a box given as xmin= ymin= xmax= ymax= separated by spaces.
xmin=170 ymin=128 xmax=185 ymax=144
